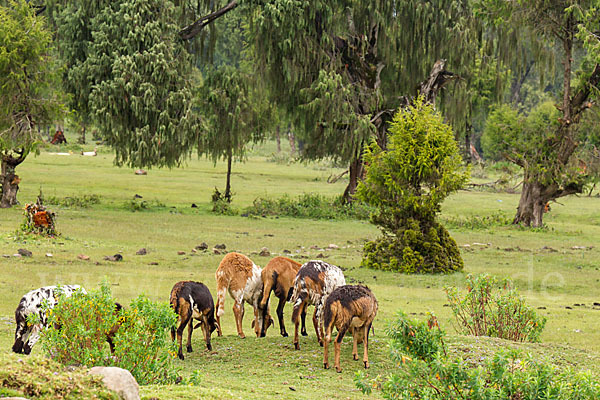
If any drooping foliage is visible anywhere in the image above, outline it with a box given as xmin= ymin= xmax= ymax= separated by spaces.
xmin=357 ymin=99 xmax=468 ymax=273
xmin=0 ymin=0 xmax=63 ymax=207
xmin=198 ymin=64 xmax=267 ymax=201
xmin=47 ymin=0 xmax=200 ymax=168
xmin=247 ymin=0 xmax=484 ymax=198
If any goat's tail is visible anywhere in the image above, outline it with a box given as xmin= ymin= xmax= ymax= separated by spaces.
xmin=216 ymin=283 xmax=227 ymax=317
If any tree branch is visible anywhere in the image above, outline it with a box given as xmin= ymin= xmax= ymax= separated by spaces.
xmin=179 ymin=0 xmax=238 ymax=40
xmin=572 ymin=64 xmax=600 ymax=119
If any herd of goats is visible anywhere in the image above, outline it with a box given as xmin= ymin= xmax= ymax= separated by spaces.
xmin=11 ymin=252 xmax=378 ymax=373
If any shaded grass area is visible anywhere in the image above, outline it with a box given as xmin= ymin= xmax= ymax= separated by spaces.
xmin=0 ymin=143 xmax=600 ymax=398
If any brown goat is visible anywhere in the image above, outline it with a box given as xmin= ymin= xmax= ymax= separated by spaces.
xmin=215 ymin=252 xmax=273 ymax=338
xmin=170 ymin=281 xmax=217 ymax=360
xmin=322 ymin=285 xmax=378 ymax=373
xmin=290 ymin=260 xmax=346 ymax=350
xmin=258 ymin=256 xmax=306 ymax=337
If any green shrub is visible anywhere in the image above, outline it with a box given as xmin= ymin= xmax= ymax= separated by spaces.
xmin=441 ymin=212 xmax=512 ymax=230
xmin=38 ymin=283 xmax=178 ymax=384
xmin=123 ymin=198 xmax=166 ymax=212
xmin=445 ymin=274 xmax=546 ymax=342
xmin=45 ymin=194 xmax=101 ymax=208
xmin=356 ymin=311 xmax=600 ymax=399
xmin=243 ymin=193 xmax=372 ymax=220
xmin=356 ymin=98 xmax=468 ymax=273
xmin=211 ymin=188 xmax=238 ymax=215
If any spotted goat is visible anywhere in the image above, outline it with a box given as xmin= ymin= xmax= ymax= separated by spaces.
xmin=323 ymin=285 xmax=378 ymax=373
xmin=291 ymin=260 xmax=346 ymax=350
xmin=170 ymin=281 xmax=217 ymax=360
xmin=215 ymin=252 xmax=273 ymax=338
xmin=13 ymin=285 xmax=86 ymax=354
xmin=258 ymin=256 xmax=306 ymax=337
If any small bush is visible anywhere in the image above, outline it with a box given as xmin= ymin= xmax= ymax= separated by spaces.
xmin=38 ymin=283 xmax=178 ymax=384
xmin=45 ymin=194 xmax=101 ymax=208
xmin=356 ymin=311 xmax=600 ymax=399
xmin=124 ymin=198 xmax=166 ymax=212
xmin=445 ymin=274 xmax=546 ymax=342
xmin=441 ymin=212 xmax=512 ymax=230
xmin=211 ymin=188 xmax=238 ymax=215
xmin=243 ymin=193 xmax=372 ymax=220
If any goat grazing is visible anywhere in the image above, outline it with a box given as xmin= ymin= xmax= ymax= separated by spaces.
xmin=291 ymin=260 xmax=346 ymax=350
xmin=170 ymin=281 xmax=217 ymax=360
xmin=258 ymin=256 xmax=305 ymax=337
xmin=13 ymin=285 xmax=86 ymax=354
xmin=322 ymin=285 xmax=378 ymax=373
xmin=215 ymin=252 xmax=273 ymax=338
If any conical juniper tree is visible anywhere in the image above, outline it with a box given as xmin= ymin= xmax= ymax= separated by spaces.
xmin=0 ymin=0 xmax=63 ymax=208
xmin=356 ymin=98 xmax=469 ymax=273
xmin=46 ymin=0 xmax=200 ymax=169
xmin=475 ymin=0 xmax=600 ymax=227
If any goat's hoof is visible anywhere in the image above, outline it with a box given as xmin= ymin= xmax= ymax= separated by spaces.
xmin=186 ymin=347 xmax=193 ymax=353
xmin=281 ymin=332 xmax=288 ymax=337
xmin=294 ymin=342 xmax=300 ymax=350
xmin=353 ymin=354 xmax=359 ymax=361
xmin=206 ymin=343 xmax=212 ymax=351
xmin=178 ymin=353 xmax=184 ymax=361
xmin=364 ymin=361 xmax=369 ymax=369
xmin=323 ymin=363 xmax=329 ymax=369
xmin=238 ymin=334 xmax=246 ymax=339
xmin=319 ymin=341 xmax=324 ymax=347
xmin=336 ymin=367 xmax=342 ymax=373
xmin=301 ymin=331 xmax=308 ymax=337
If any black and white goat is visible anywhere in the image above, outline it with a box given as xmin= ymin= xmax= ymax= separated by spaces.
xmin=290 ymin=260 xmax=346 ymax=350
xmin=170 ymin=281 xmax=217 ymax=360
xmin=13 ymin=285 xmax=86 ymax=354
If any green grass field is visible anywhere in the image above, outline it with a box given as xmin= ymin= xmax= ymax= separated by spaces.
xmin=1 ymin=139 xmax=600 ymax=399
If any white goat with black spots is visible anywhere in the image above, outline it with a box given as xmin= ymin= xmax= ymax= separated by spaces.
xmin=13 ymin=285 xmax=86 ymax=354
xmin=290 ymin=260 xmax=346 ymax=350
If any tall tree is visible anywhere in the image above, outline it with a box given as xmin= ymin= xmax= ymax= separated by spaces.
xmin=476 ymin=0 xmax=600 ymax=227
xmin=47 ymin=0 xmax=200 ymax=169
xmin=198 ymin=65 xmax=267 ymax=202
xmin=247 ymin=0 xmax=482 ymax=201
xmin=0 ymin=0 xmax=63 ymax=207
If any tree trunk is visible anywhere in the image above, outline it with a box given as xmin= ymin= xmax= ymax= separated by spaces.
xmin=342 ymin=156 xmax=364 ymax=203
xmin=224 ymin=151 xmax=233 ymax=203
xmin=275 ymin=125 xmax=281 ymax=153
xmin=288 ymin=127 xmax=296 ymax=156
xmin=513 ymin=181 xmax=545 ymax=227
xmin=1 ymin=153 xmax=26 ymax=208
xmin=464 ymin=120 xmax=472 ymax=164
xmin=79 ymin=124 xmax=86 ymax=144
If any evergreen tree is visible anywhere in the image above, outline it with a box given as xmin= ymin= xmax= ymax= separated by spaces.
xmin=47 ymin=0 xmax=200 ymax=168
xmin=198 ymin=65 xmax=267 ymax=202
xmin=0 ymin=0 xmax=63 ymax=207
xmin=476 ymin=0 xmax=600 ymax=227
xmin=357 ymin=98 xmax=468 ymax=273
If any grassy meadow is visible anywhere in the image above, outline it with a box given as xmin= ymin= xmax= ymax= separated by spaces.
xmin=1 ymin=138 xmax=600 ymax=399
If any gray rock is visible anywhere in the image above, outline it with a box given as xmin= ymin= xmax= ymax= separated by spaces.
xmin=17 ymin=249 xmax=32 ymax=257
xmin=195 ymin=242 xmax=208 ymax=251
xmin=89 ymin=366 xmax=140 ymax=400
xmin=259 ymin=247 xmax=270 ymax=257
xmin=135 ymin=248 xmax=147 ymax=255
xmin=214 ymin=243 xmax=227 ymax=250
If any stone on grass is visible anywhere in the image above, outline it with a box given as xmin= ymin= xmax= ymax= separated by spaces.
xmin=195 ymin=243 xmax=208 ymax=251
xmin=78 ymin=254 xmax=90 ymax=261
xmin=89 ymin=366 xmax=140 ymax=400
xmin=103 ymin=254 xmax=123 ymax=262
xmin=259 ymin=247 xmax=270 ymax=257
xmin=17 ymin=249 xmax=32 ymax=257
xmin=136 ymin=248 xmax=147 ymax=255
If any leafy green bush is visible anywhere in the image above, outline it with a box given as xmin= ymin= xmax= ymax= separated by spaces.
xmin=38 ymin=283 xmax=178 ymax=384
xmin=45 ymin=194 xmax=101 ymax=208
xmin=123 ymin=198 xmax=166 ymax=212
xmin=356 ymin=311 xmax=600 ymax=399
xmin=445 ymin=274 xmax=546 ymax=342
xmin=243 ymin=193 xmax=372 ymax=220
xmin=211 ymin=188 xmax=238 ymax=215
xmin=357 ymin=98 xmax=468 ymax=273
xmin=441 ymin=212 xmax=511 ymax=230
